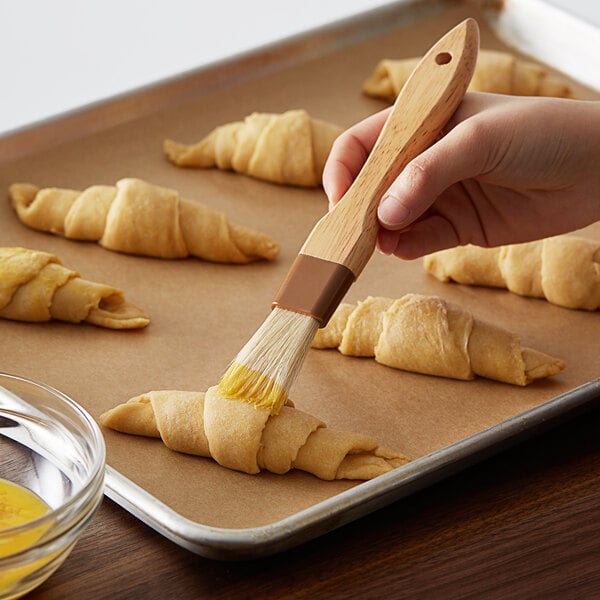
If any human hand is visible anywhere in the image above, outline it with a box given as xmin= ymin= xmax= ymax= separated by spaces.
xmin=322 ymin=93 xmax=600 ymax=259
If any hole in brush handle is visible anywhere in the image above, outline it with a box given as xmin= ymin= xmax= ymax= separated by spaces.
xmin=435 ymin=51 xmax=453 ymax=65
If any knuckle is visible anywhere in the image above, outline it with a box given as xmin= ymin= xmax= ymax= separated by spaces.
xmin=401 ymin=158 xmax=430 ymax=192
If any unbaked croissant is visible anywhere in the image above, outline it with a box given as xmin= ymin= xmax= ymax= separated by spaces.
xmin=9 ymin=178 xmax=279 ymax=263
xmin=363 ymin=49 xmax=574 ymax=102
xmin=0 ymin=247 xmax=149 ymax=328
xmin=312 ymin=294 xmax=565 ymax=385
xmin=164 ymin=109 xmax=343 ymax=187
xmin=424 ymin=236 xmax=600 ymax=311
xmin=99 ymin=386 xmax=410 ymax=480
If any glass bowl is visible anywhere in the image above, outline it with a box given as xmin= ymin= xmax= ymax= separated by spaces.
xmin=0 ymin=372 xmax=105 ymax=599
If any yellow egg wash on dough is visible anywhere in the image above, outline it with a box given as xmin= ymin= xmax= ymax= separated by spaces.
xmin=218 ymin=363 xmax=288 ymax=414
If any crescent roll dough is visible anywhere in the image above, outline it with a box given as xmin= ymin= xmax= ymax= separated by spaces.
xmin=312 ymin=294 xmax=565 ymax=386
xmin=363 ymin=49 xmax=574 ymax=103
xmin=9 ymin=178 xmax=279 ymax=263
xmin=164 ymin=109 xmax=343 ymax=187
xmin=424 ymin=236 xmax=600 ymax=311
xmin=0 ymin=247 xmax=149 ymax=328
xmin=99 ymin=386 xmax=410 ymax=480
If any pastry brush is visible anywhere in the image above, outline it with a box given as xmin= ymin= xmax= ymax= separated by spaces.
xmin=218 ymin=18 xmax=480 ymax=414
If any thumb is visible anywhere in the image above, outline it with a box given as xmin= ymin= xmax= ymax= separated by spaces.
xmin=377 ymin=121 xmax=488 ymax=229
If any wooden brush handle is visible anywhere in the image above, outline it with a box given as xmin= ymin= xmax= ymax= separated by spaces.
xmin=301 ymin=18 xmax=479 ymax=277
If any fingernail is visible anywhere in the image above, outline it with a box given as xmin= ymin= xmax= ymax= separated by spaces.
xmin=378 ymin=194 xmax=410 ymax=227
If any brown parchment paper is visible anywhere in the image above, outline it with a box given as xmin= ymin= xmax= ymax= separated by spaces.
xmin=1 ymin=2 xmax=598 ymax=531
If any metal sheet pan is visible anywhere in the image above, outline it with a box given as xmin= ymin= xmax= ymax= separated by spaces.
xmin=1 ymin=0 xmax=598 ymax=559
xmin=105 ymin=381 xmax=600 ymax=559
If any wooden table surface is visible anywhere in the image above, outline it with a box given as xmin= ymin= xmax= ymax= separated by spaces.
xmin=30 ymin=402 xmax=599 ymax=600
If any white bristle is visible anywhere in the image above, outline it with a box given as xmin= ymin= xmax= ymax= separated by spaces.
xmin=233 ymin=307 xmax=320 ymax=392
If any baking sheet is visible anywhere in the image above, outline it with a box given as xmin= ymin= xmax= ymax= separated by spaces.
xmin=1 ymin=0 xmax=599 ymax=559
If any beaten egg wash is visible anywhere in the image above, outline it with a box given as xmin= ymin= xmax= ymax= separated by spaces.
xmin=0 ymin=479 xmax=50 ymax=548
xmin=1 ymin=478 xmax=51 ymax=596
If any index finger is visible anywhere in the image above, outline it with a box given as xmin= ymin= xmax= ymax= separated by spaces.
xmin=322 ymin=107 xmax=392 ymax=207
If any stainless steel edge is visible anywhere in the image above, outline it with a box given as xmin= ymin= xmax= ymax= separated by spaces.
xmin=482 ymin=0 xmax=600 ymax=91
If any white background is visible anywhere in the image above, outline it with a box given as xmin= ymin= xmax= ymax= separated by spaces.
xmin=1 ymin=0 xmax=598 ymax=136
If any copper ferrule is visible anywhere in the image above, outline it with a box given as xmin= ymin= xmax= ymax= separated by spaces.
xmin=271 ymin=254 xmax=355 ymax=327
